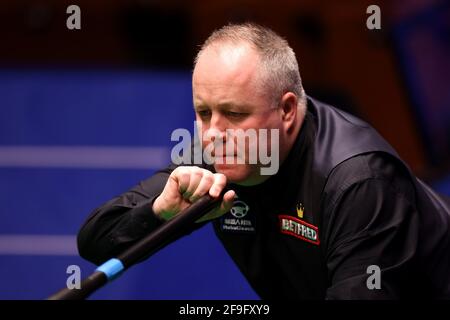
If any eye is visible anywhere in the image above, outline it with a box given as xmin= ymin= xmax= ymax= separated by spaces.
xmin=196 ymin=110 xmax=211 ymax=118
xmin=224 ymin=111 xmax=247 ymax=118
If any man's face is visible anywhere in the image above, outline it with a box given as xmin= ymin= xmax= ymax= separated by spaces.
xmin=192 ymin=43 xmax=283 ymax=185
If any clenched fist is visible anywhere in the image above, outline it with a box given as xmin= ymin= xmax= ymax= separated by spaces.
xmin=152 ymin=166 xmax=236 ymax=222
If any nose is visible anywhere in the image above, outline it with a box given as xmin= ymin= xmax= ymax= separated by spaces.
xmin=205 ymin=112 xmax=227 ymax=142
xmin=210 ymin=112 xmax=227 ymax=134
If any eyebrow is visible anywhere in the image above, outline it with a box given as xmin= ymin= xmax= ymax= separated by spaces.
xmin=194 ymin=102 xmax=250 ymax=111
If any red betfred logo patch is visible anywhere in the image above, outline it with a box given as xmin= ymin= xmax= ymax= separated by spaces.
xmin=278 ymin=215 xmax=320 ymax=245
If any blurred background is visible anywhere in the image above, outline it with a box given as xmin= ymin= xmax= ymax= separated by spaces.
xmin=0 ymin=0 xmax=449 ymax=299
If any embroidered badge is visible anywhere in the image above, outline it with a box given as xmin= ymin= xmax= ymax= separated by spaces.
xmin=220 ymin=197 xmax=256 ymax=234
xmin=278 ymin=215 xmax=320 ymax=245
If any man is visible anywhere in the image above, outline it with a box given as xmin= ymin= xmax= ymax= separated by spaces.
xmin=78 ymin=23 xmax=450 ymax=299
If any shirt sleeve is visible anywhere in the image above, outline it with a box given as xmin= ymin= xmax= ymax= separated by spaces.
xmin=324 ymin=176 xmax=420 ymax=299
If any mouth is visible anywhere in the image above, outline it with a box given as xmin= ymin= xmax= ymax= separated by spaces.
xmin=211 ymin=150 xmax=237 ymax=158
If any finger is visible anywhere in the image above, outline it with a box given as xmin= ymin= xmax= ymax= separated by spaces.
xmin=195 ymin=189 xmax=236 ymax=223
xmin=172 ymin=167 xmax=190 ymax=195
xmin=220 ymin=190 xmax=236 ymax=213
xmin=184 ymin=167 xmax=203 ymax=201
xmin=190 ymin=170 xmax=214 ymax=202
xmin=209 ymin=173 xmax=227 ymax=198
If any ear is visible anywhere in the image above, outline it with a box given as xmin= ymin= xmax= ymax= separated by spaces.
xmin=280 ymin=92 xmax=298 ymax=133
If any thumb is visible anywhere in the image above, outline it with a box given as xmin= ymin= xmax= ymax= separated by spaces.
xmin=219 ymin=190 xmax=236 ymax=213
xmin=195 ymin=190 xmax=236 ymax=223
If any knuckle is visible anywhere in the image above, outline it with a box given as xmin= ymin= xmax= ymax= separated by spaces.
xmin=191 ymin=169 xmax=203 ymax=179
xmin=173 ymin=167 xmax=187 ymax=179
xmin=203 ymin=173 xmax=214 ymax=185
xmin=179 ymin=172 xmax=190 ymax=182
xmin=214 ymin=173 xmax=227 ymax=183
xmin=173 ymin=165 xmax=188 ymax=174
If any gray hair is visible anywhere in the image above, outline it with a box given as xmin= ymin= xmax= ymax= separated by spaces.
xmin=194 ymin=23 xmax=306 ymax=110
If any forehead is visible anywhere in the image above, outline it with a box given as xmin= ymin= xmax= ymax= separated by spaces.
xmin=192 ymin=43 xmax=264 ymax=100
xmin=195 ymin=42 xmax=258 ymax=74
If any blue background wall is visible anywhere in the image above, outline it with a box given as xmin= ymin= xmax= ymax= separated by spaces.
xmin=0 ymin=70 xmax=258 ymax=299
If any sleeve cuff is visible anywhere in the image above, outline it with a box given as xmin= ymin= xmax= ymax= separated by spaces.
xmin=129 ymin=196 xmax=165 ymax=233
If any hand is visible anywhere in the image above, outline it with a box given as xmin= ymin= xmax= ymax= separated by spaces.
xmin=152 ymin=166 xmax=236 ymax=222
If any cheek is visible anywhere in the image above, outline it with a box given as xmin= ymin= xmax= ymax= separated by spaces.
xmin=200 ymin=129 xmax=209 ymax=147
xmin=252 ymin=115 xmax=282 ymax=131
